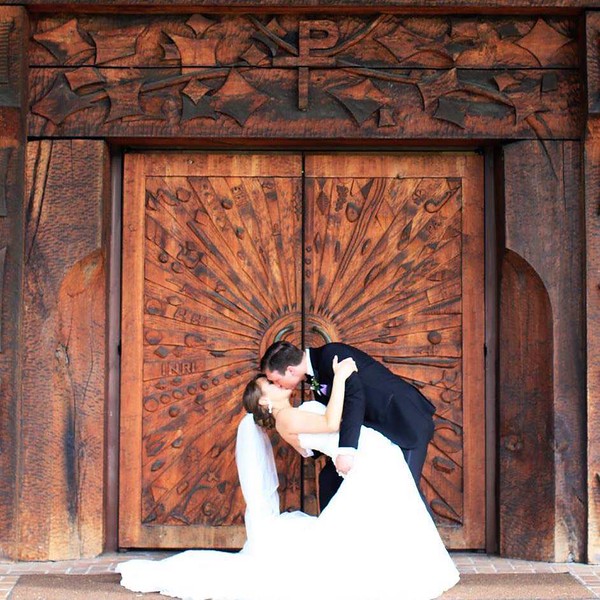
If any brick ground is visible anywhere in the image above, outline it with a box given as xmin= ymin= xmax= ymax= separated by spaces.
xmin=0 ymin=552 xmax=598 ymax=599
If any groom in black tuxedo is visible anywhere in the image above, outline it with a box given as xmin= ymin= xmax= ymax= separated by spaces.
xmin=260 ymin=341 xmax=436 ymax=510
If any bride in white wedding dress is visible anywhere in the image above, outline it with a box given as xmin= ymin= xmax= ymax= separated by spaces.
xmin=118 ymin=356 xmax=459 ymax=600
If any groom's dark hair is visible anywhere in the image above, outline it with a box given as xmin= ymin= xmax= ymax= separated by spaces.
xmin=260 ymin=341 xmax=304 ymax=374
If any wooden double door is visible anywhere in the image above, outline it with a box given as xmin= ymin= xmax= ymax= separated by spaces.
xmin=119 ymin=152 xmax=485 ymax=550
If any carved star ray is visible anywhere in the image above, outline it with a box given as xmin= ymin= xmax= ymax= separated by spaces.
xmin=311 ymin=176 xmax=419 ymax=316
xmin=142 ymin=296 xmax=259 ymax=360
xmin=153 ymin=175 xmax=283 ymax=320
xmin=144 ymin=388 xmax=292 ymax=511
xmin=143 ymin=387 xmax=245 ymax=517
xmin=241 ymin=177 xmax=300 ymax=312
xmin=143 ymin=190 xmax=266 ymax=331
xmin=307 ymin=177 xmax=367 ymax=313
xmin=344 ymin=249 xmax=462 ymax=344
xmin=344 ymin=242 xmax=462 ymax=338
xmin=142 ymin=264 xmax=262 ymax=347
xmin=307 ymin=172 xmax=464 ymax=442
xmin=187 ymin=175 xmax=290 ymax=317
xmin=331 ymin=178 xmax=462 ymax=321
xmin=140 ymin=168 xmax=302 ymax=524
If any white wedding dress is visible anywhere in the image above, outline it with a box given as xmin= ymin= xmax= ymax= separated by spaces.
xmin=117 ymin=402 xmax=459 ymax=600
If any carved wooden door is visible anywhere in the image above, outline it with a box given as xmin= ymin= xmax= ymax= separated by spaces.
xmin=120 ymin=153 xmax=304 ymax=548
xmin=120 ymin=151 xmax=485 ymax=550
xmin=303 ymin=154 xmax=485 ymax=549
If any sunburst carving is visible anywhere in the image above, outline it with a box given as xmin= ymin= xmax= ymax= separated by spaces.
xmin=304 ymin=155 xmax=466 ymax=526
xmin=140 ymin=155 xmax=303 ymax=527
xmin=134 ymin=153 xmax=481 ymax=540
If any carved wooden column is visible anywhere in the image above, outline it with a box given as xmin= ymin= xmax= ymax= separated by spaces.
xmin=0 ymin=6 xmax=27 ymax=560
xmin=585 ymin=11 xmax=600 ymax=565
xmin=501 ymin=140 xmax=585 ymax=562
xmin=19 ymin=140 xmax=109 ymax=560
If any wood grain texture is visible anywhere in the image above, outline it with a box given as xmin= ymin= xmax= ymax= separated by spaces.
xmin=303 ymin=153 xmax=485 ymax=549
xmin=29 ymin=15 xmax=578 ymax=69
xmin=3 ymin=0 xmax=600 ymax=9
xmin=587 ymin=12 xmax=600 ymax=115
xmin=28 ymin=66 xmax=581 ymax=140
xmin=499 ymin=251 xmax=554 ymax=560
xmin=502 ymin=140 xmax=585 ymax=562
xmin=0 ymin=6 xmax=27 ymax=560
xmin=19 ymin=140 xmax=109 ymax=560
xmin=121 ymin=151 xmax=484 ymax=550
xmin=585 ymin=121 xmax=600 ymax=564
xmin=120 ymin=153 xmax=303 ymax=549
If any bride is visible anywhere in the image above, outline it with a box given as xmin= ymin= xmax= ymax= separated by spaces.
xmin=118 ymin=356 xmax=459 ymax=600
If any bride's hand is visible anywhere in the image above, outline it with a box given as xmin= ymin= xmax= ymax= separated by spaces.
xmin=332 ymin=355 xmax=358 ymax=379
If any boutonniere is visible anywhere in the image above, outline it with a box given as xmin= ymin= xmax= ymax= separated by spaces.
xmin=308 ymin=376 xmax=320 ymax=393
xmin=309 ymin=377 xmax=328 ymax=396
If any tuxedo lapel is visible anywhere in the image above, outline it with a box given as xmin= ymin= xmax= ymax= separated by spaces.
xmin=307 ymin=347 xmax=329 ymax=402
xmin=308 ymin=347 xmax=322 ymax=381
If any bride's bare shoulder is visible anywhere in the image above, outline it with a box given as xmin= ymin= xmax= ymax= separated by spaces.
xmin=276 ymin=406 xmax=304 ymax=431
xmin=275 ymin=412 xmax=306 ymax=454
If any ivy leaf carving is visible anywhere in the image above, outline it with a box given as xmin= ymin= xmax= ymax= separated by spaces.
xmin=33 ymin=19 xmax=94 ymax=65
xmin=212 ymin=69 xmax=269 ymax=126
xmin=328 ymin=78 xmax=388 ymax=126
xmin=31 ymin=75 xmax=97 ymax=125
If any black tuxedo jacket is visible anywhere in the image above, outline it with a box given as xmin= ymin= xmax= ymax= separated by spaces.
xmin=308 ymin=343 xmax=435 ymax=450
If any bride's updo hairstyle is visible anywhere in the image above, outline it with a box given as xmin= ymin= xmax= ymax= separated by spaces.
xmin=242 ymin=374 xmax=276 ymax=430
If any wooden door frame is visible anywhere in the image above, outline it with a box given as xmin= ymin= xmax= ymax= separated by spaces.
xmin=484 ymin=147 xmax=499 ymax=555
xmin=105 ymin=148 xmax=124 ymax=553
xmin=105 ymin=143 xmax=498 ymax=553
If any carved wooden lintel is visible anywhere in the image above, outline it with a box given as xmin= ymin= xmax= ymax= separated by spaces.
xmin=30 ymin=14 xmax=578 ymax=70
xmin=27 ymin=14 xmax=580 ymax=140
xmin=28 ymin=66 xmax=580 ymax=139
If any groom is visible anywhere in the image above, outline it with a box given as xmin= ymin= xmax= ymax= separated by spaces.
xmin=260 ymin=341 xmax=436 ymax=509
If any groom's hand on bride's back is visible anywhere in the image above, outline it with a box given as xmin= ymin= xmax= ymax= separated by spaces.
xmin=335 ymin=454 xmax=354 ymax=476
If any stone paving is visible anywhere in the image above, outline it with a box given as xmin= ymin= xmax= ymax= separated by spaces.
xmin=0 ymin=552 xmax=598 ymax=599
